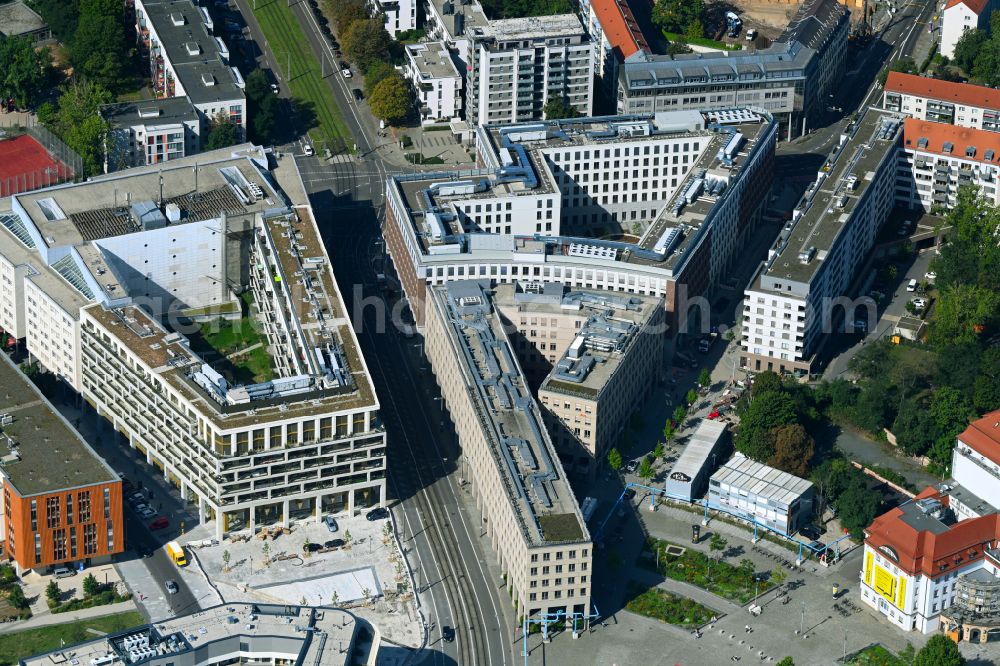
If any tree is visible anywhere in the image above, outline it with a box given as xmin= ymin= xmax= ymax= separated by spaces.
xmin=879 ymin=58 xmax=917 ymax=85
xmin=770 ymin=568 xmax=788 ymax=590
xmin=7 ymin=584 xmax=27 ymax=610
xmin=365 ymin=61 xmax=397 ymax=97
xmin=638 ymin=456 xmax=654 ymax=481
xmin=73 ymin=0 xmax=128 ymax=90
xmin=222 ymin=549 xmax=231 ymax=572
xmin=698 ymin=368 xmax=711 ymax=388
xmin=652 ymin=0 xmax=704 ymax=33
xmin=672 ymin=405 xmax=687 ymax=426
xmin=46 ymin=580 xmax=60 ymax=605
xmin=607 ymin=447 xmax=623 ymax=472
xmin=952 ymin=28 xmax=988 ymax=72
xmin=206 ymin=112 xmax=239 ymax=149
xmin=662 ymin=420 xmax=675 ymax=443
xmin=542 ymin=96 xmax=580 ymax=120
xmin=245 ymin=68 xmax=271 ymax=103
xmin=479 ymin=0 xmax=573 ymax=19
xmin=892 ymin=398 xmax=935 ymax=457
xmin=369 ymin=74 xmax=411 ymax=125
xmin=768 ymin=424 xmax=814 ymax=477
xmin=850 ymin=378 xmax=896 ymax=433
xmin=29 ymin=0 xmax=81 ymax=42
xmin=344 ymin=529 xmax=353 ymax=545
xmin=776 ymin=658 xmax=794 ymax=666
xmin=913 ymin=634 xmax=965 ymax=666
xmin=931 ymin=283 xmax=1000 ymax=345
xmin=82 ymin=573 xmax=100 ymax=597
xmin=666 ymin=39 xmax=693 ymax=56
xmin=750 ymin=370 xmax=782 ymax=397
xmin=685 ymin=388 xmax=698 ymax=406
xmin=652 ymin=441 xmax=665 ymax=460
xmin=324 ymin=0 xmax=368 ymax=33
xmin=262 ymin=541 xmax=271 ymax=565
xmin=836 ymin=479 xmax=881 ymax=538
xmin=251 ymin=95 xmax=280 ymax=145
xmin=709 ymin=533 xmax=727 ymax=557
xmin=735 ymin=390 xmax=797 ymax=462
xmin=684 ymin=19 xmax=704 ymax=40
xmin=40 ymin=80 xmax=112 ymax=177
xmin=0 ymin=36 xmax=51 ymax=108
xmin=342 ymin=19 xmax=392 ymax=73
xmin=974 ymin=347 xmax=1000 ymax=412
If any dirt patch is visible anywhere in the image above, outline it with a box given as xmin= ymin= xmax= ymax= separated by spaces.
xmin=704 ymin=0 xmax=798 ymax=44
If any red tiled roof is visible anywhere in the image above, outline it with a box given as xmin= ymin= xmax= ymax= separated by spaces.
xmin=885 ymin=71 xmax=1000 ymax=110
xmin=902 ymin=118 xmax=1000 ymax=164
xmin=957 ymin=409 xmax=1000 ymax=465
xmin=945 ymin=0 xmax=989 ymax=14
xmin=865 ymin=487 xmax=1000 ymax=579
xmin=591 ymin=0 xmax=649 ymax=62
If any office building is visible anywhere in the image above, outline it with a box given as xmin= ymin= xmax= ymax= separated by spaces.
xmin=896 ymin=118 xmax=1000 ymax=211
xmin=664 ymin=419 xmax=730 ymax=502
xmin=941 ymin=0 xmax=996 ymax=59
xmin=884 ymin=72 xmax=1000 ymax=132
xmin=405 ymin=42 xmax=463 ymax=124
xmin=860 ymin=411 xmax=1000 ymax=636
xmin=740 ymin=109 xmax=902 ymax=375
xmin=0 ymin=354 xmax=123 ymax=575
xmin=468 ymin=16 xmax=593 ymax=125
xmin=0 ymin=147 xmax=385 ymax=539
xmin=20 ymin=603 xmax=379 ymax=666
xmin=370 ymin=0 xmax=416 ymax=37
xmin=134 ymin=0 xmax=246 ymax=139
xmin=577 ymin=0 xmax=648 ymax=112
xmin=383 ymin=110 xmax=776 ymax=331
xmin=425 ymin=281 xmax=592 ymax=621
xmin=617 ymin=0 xmax=848 ymax=140
xmin=490 ymin=284 xmax=664 ymax=479
xmin=102 ymin=97 xmax=202 ymax=172
xmin=708 ymin=452 xmax=815 ymax=535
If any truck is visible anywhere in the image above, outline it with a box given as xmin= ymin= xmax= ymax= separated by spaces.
xmin=166 ymin=541 xmax=187 ymax=567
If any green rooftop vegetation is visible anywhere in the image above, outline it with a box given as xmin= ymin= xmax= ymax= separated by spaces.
xmin=543 ymin=379 xmax=599 ymax=399
xmin=538 ymin=513 xmax=584 ymax=542
xmin=480 ymin=0 xmax=573 ymax=20
xmin=0 ymin=611 xmax=145 ymax=666
xmin=184 ymin=292 xmax=274 ymax=385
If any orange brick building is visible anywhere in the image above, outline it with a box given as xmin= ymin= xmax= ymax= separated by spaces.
xmin=0 ymin=355 xmax=123 ymax=573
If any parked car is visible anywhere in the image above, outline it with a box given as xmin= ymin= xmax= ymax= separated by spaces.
xmin=149 ymin=516 xmax=170 ymax=531
xmin=906 ymin=278 xmax=918 ymax=292
xmin=352 ymin=88 xmax=364 ymax=102
xmin=366 ymin=507 xmax=389 ymax=521
xmin=341 ymin=64 xmax=352 ymax=78
xmin=270 ymin=83 xmax=280 ymax=95
xmin=139 ymin=506 xmax=157 ymax=520
xmin=53 ymin=566 xmax=75 ymax=579
xmin=303 ymin=143 xmax=314 ymax=156
xmin=127 ymin=492 xmax=145 ymax=506
xmin=910 ymin=297 xmax=928 ymax=311
xmin=924 ymin=271 xmax=937 ymax=282
xmin=165 ymin=580 xmax=179 ymax=594
xmin=808 ymin=540 xmax=826 ymax=552
xmin=324 ymin=538 xmax=345 ymax=549
xmin=324 ymin=515 xmax=339 ymax=533
xmin=442 ymin=626 xmax=455 ymax=643
xmin=798 ymin=524 xmax=823 ymax=540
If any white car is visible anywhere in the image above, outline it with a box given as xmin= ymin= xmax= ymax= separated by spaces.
xmin=303 ymin=144 xmax=314 ymax=156
xmin=924 ymin=271 xmax=937 ymax=282
xmin=270 ymin=83 xmax=279 ymax=95
xmin=341 ymin=67 xmax=352 ymax=78
xmin=911 ymin=298 xmax=928 ymax=311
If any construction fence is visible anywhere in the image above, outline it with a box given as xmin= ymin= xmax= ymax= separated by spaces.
xmin=0 ymin=115 xmax=83 ymax=197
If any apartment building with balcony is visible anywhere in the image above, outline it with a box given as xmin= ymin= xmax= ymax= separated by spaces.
xmin=383 ymin=110 xmax=776 ymax=332
xmin=883 ymin=72 xmax=1000 ymax=132
xmin=0 ymin=353 xmax=123 ymax=575
xmin=134 ymin=0 xmax=246 ymax=140
xmin=468 ymin=15 xmax=593 ymax=125
xmin=740 ymin=109 xmax=902 ymax=375
xmin=102 ymin=97 xmax=202 ymax=173
xmin=941 ymin=0 xmax=996 ymax=59
xmin=617 ymin=0 xmax=848 ymax=140
xmin=404 ymin=42 xmax=463 ymax=124
xmin=491 ymin=283 xmax=663 ymax=479
xmin=0 ymin=147 xmax=385 ymax=538
xmin=896 ymin=118 xmax=1000 ymax=211
xmin=424 ymin=280 xmax=592 ymax=622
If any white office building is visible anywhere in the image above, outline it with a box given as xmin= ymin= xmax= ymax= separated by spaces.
xmin=708 ymin=453 xmax=815 ymax=535
xmin=370 ymin=0 xmax=416 ymax=37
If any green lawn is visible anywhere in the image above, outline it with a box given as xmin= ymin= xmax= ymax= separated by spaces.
xmin=0 ymin=611 xmax=145 ymax=665
xmin=252 ymin=0 xmax=352 ymax=152
xmin=647 ymin=538 xmax=772 ymax=604
xmin=625 ymin=584 xmax=715 ymax=627
xmin=184 ymin=293 xmax=274 ymax=384
xmin=848 ymin=645 xmax=908 ymax=666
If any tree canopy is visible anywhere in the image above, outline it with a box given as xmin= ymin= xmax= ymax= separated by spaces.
xmin=952 ymin=28 xmax=988 ymax=73
xmin=206 ymin=112 xmax=239 ymax=150
xmin=324 ymin=0 xmax=368 ymax=33
xmin=37 ymin=80 xmax=111 ymax=177
xmin=913 ymin=634 xmax=965 ymax=666
xmin=73 ymin=0 xmax=129 ymax=90
xmin=652 ymin=0 xmax=704 ymax=34
xmin=342 ymin=19 xmax=392 ymax=73
xmin=365 ymin=61 xmax=398 ymax=97
xmin=27 ymin=0 xmax=80 ymax=42
xmin=480 ymin=0 xmax=573 ymax=20
xmin=735 ymin=389 xmax=798 ymax=462
xmin=542 ymin=96 xmax=580 ymax=120
xmin=768 ymin=424 xmax=814 ymax=477
xmin=369 ymin=74 xmax=411 ymax=124
xmin=836 ymin=478 xmax=881 ymax=538
xmin=0 ymin=36 xmax=50 ymax=108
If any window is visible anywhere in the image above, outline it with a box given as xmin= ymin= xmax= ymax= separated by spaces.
xmin=30 ymin=499 xmax=37 ymax=531
xmin=107 ymin=522 xmax=114 ymax=551
xmin=66 ymin=493 xmax=73 ymax=526
xmin=78 ymin=492 xmax=91 ymax=523
xmin=53 ymin=529 xmax=67 ymax=561
xmin=34 ymin=533 xmax=41 ymax=563
xmin=103 ymin=488 xmax=111 ymax=519
xmin=70 ymin=526 xmax=77 ymax=558
xmin=46 ymin=496 xmax=61 ymax=528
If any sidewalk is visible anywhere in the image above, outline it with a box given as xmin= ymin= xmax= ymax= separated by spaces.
xmin=0 ymin=600 xmax=138 ymax=635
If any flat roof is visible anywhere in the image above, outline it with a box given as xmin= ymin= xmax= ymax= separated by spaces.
xmin=669 ymin=419 xmax=728 ymax=482
xmin=433 ymin=281 xmax=589 ymax=546
xmin=20 ymin=603 xmax=365 ymax=666
xmin=0 ymin=222 xmax=91 ymax=315
xmin=406 ymin=42 xmax=461 ymax=80
xmin=475 ymin=14 xmax=585 ymax=40
xmin=711 ymin=452 xmax=813 ymax=507
xmin=0 ymin=354 xmax=116 ymax=497
xmin=751 ymin=108 xmax=902 ymax=288
xmin=0 ymin=0 xmax=46 ymax=37
xmin=426 ymin=0 xmax=489 ymax=40
xmin=102 ymin=96 xmax=200 ymax=128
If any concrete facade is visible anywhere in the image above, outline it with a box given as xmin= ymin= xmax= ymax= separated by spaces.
xmin=405 ymin=42 xmax=463 ymax=124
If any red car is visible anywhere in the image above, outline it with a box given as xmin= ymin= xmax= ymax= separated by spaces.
xmin=707 ymin=410 xmax=720 ymax=420
xmin=149 ymin=516 xmax=169 ymax=531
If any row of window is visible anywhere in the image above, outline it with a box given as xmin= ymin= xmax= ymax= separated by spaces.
xmin=32 ymin=489 xmax=107 ymax=531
